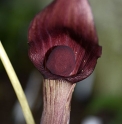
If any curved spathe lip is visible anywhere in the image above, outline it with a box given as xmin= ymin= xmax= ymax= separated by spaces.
xmin=28 ymin=0 xmax=102 ymax=83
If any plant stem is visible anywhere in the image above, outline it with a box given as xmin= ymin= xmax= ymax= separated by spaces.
xmin=0 ymin=41 xmax=35 ymax=124
xmin=40 ymin=79 xmax=76 ymax=124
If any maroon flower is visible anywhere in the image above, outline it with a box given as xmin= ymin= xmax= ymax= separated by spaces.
xmin=28 ymin=0 xmax=102 ymax=83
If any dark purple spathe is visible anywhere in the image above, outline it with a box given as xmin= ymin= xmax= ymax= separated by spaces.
xmin=28 ymin=0 xmax=102 ymax=83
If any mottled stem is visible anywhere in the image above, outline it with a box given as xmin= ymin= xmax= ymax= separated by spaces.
xmin=40 ymin=79 xmax=76 ymax=124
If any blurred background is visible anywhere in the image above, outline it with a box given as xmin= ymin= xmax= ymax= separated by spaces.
xmin=0 ymin=0 xmax=122 ymax=124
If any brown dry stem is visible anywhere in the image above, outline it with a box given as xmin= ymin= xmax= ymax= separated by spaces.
xmin=40 ymin=79 xmax=76 ymax=124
